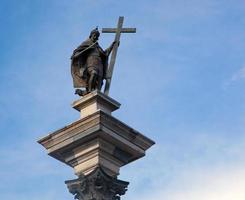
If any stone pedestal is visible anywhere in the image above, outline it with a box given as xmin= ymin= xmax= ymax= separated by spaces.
xmin=38 ymin=90 xmax=155 ymax=199
xmin=72 ymin=90 xmax=121 ymax=119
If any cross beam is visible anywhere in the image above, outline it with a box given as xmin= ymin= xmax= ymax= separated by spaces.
xmin=102 ymin=16 xmax=136 ymax=95
xmin=102 ymin=28 xmax=136 ymax=33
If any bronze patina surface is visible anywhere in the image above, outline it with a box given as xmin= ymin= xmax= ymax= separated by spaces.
xmin=71 ymin=16 xmax=136 ymax=96
xmin=71 ymin=27 xmax=115 ymax=95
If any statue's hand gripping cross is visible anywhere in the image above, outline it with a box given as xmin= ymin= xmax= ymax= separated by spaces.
xmin=102 ymin=16 xmax=136 ymax=95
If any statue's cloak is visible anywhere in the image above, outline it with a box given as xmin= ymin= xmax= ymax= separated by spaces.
xmin=71 ymin=38 xmax=109 ymax=88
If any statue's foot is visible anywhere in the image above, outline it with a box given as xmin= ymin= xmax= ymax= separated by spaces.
xmin=75 ymin=89 xmax=88 ymax=96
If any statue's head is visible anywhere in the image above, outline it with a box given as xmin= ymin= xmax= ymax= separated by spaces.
xmin=89 ymin=27 xmax=100 ymax=42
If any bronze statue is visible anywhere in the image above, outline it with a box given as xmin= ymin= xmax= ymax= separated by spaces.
xmin=71 ymin=17 xmax=136 ymax=96
xmin=71 ymin=28 xmax=115 ymax=96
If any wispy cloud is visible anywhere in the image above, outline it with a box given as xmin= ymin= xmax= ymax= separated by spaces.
xmin=223 ymin=66 xmax=245 ymax=88
xmin=122 ymin=132 xmax=245 ymax=200
xmin=132 ymin=163 xmax=245 ymax=200
xmin=231 ymin=66 xmax=245 ymax=82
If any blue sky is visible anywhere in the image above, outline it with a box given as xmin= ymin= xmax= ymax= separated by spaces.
xmin=0 ymin=0 xmax=245 ymax=199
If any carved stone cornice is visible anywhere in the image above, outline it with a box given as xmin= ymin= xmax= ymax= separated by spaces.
xmin=38 ymin=108 xmax=155 ymax=176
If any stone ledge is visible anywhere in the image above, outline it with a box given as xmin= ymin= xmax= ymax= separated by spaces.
xmin=38 ymin=110 xmax=155 ymax=176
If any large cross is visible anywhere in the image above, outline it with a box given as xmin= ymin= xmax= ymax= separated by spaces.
xmin=102 ymin=16 xmax=136 ymax=95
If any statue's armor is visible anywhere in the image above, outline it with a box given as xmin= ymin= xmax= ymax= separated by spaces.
xmin=86 ymin=46 xmax=104 ymax=77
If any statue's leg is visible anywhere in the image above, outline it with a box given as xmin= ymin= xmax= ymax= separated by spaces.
xmin=88 ymin=71 xmax=96 ymax=92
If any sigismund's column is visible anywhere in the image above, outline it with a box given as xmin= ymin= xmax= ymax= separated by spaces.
xmin=38 ymin=17 xmax=155 ymax=200
xmin=38 ymin=90 xmax=155 ymax=200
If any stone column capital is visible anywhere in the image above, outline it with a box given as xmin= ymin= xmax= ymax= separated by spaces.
xmin=65 ymin=167 xmax=129 ymax=200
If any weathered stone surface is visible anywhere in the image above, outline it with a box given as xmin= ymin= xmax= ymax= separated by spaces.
xmin=72 ymin=90 xmax=120 ymax=119
xmin=65 ymin=167 xmax=128 ymax=200
xmin=38 ymin=108 xmax=155 ymax=176
xmin=38 ymin=93 xmax=155 ymax=176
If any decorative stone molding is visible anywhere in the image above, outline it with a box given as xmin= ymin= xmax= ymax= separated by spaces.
xmin=65 ymin=168 xmax=129 ymax=200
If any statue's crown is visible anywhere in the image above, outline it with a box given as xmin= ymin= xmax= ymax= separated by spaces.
xmin=90 ymin=26 xmax=100 ymax=37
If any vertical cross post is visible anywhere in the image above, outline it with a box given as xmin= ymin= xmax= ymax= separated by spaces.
xmin=102 ymin=16 xmax=136 ymax=95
